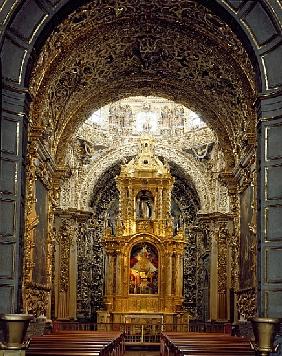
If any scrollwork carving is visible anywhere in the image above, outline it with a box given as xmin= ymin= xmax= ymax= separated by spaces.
xmin=23 ymin=143 xmax=38 ymax=285
xmin=237 ymin=288 xmax=257 ymax=320
xmin=183 ymin=241 xmax=197 ymax=316
xmin=24 ymin=285 xmax=50 ymax=317
xmin=56 ymin=218 xmax=77 ymax=293
xmin=77 ymin=219 xmax=104 ymax=319
xmin=28 ymin=0 xmax=256 ymax=170
xmin=217 ymin=224 xmax=229 ymax=293
xmin=23 ymin=134 xmax=56 ymax=318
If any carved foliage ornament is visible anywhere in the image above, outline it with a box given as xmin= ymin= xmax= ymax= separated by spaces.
xmin=77 ymin=219 xmax=104 ymax=318
xmin=237 ymin=288 xmax=257 ymax=320
xmin=24 ymin=286 xmax=50 ymax=317
xmin=23 ymin=137 xmax=56 ymax=317
xmin=217 ymin=224 xmax=229 ymax=293
xmin=28 ymin=0 xmax=256 ymax=168
xmin=56 ymin=218 xmax=77 ymax=292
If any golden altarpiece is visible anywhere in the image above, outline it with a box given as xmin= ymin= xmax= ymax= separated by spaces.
xmin=98 ymin=136 xmax=188 ymax=326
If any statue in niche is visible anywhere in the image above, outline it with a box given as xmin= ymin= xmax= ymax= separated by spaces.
xmin=105 ymin=216 xmax=115 ymax=236
xmin=116 ymin=218 xmax=125 ymax=235
xmin=104 ymin=199 xmax=119 ymax=236
xmin=161 ymin=105 xmax=172 ymax=128
xmin=173 ymin=214 xmax=183 ymax=235
xmin=140 ymin=199 xmax=152 ymax=218
xmin=136 ymin=191 xmax=154 ymax=219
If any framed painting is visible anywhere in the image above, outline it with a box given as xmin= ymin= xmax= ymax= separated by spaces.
xmin=129 ymin=243 xmax=158 ymax=295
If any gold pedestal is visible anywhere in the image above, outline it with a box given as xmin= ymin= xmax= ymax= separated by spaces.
xmin=251 ymin=317 xmax=281 ymax=356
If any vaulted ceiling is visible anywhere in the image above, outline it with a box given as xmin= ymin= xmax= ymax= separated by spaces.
xmin=28 ymin=0 xmax=257 ymax=171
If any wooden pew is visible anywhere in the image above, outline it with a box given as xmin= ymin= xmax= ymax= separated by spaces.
xmin=26 ymin=330 xmax=124 ymax=356
xmin=160 ymin=332 xmax=254 ymax=356
xmin=27 ymin=334 xmax=123 ymax=355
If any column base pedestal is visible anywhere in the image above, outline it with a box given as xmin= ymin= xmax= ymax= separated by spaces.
xmin=0 ymin=351 xmax=26 ymax=356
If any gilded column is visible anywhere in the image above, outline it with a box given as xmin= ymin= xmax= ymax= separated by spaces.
xmin=128 ymin=185 xmax=135 ymax=235
xmin=175 ymin=253 xmax=183 ymax=298
xmin=56 ymin=218 xmax=77 ymax=319
xmin=209 ymin=229 xmax=218 ymax=321
xmin=157 ymin=187 xmax=163 ymax=235
xmin=179 ymin=255 xmax=184 ymax=297
xmin=23 ymin=144 xmax=38 ymax=296
xmin=217 ymin=224 xmax=228 ymax=320
xmin=166 ymin=253 xmax=172 ymax=297
xmin=104 ymin=254 xmax=110 ymax=296
xmin=106 ymin=253 xmax=114 ymax=296
xmin=115 ymin=252 xmax=123 ymax=295
xmin=68 ymin=233 xmax=77 ymax=319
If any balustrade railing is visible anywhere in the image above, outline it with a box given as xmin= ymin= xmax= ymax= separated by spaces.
xmin=52 ymin=320 xmax=228 ymax=344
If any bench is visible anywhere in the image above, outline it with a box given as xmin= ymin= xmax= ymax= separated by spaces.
xmin=26 ymin=330 xmax=125 ymax=356
xmin=160 ymin=332 xmax=254 ymax=356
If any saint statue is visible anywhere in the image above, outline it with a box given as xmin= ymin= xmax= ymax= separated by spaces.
xmin=141 ymin=199 xmax=151 ymax=218
xmin=136 ymin=190 xmax=154 ymax=219
xmin=138 ymin=198 xmax=152 ymax=219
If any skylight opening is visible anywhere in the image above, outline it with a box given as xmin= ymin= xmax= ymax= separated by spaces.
xmin=85 ymin=96 xmax=207 ymax=136
xmin=189 ymin=112 xmax=205 ymax=129
xmin=88 ymin=109 xmax=104 ymax=126
xmin=136 ymin=111 xmax=158 ymax=133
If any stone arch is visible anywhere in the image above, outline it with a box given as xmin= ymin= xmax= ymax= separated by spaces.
xmin=2 ymin=0 xmax=279 ymax=88
xmin=68 ymin=144 xmax=212 ymax=213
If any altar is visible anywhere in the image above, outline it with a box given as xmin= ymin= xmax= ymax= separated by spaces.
xmin=98 ymin=136 xmax=189 ymax=329
xmin=97 ymin=310 xmax=188 ymax=344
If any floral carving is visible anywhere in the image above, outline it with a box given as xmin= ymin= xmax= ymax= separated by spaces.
xmin=24 ymin=0 xmax=258 ymax=322
xmin=29 ymin=0 xmax=256 ymax=169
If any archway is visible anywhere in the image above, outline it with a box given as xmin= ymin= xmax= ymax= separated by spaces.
xmin=0 ymin=0 xmax=282 ymax=332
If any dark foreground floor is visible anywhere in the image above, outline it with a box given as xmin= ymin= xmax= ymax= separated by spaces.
xmin=124 ymin=351 xmax=160 ymax=355
xmin=124 ymin=345 xmax=160 ymax=355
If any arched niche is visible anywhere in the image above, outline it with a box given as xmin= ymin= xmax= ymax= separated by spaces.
xmin=136 ymin=190 xmax=154 ymax=220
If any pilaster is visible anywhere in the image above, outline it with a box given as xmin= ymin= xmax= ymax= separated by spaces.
xmin=0 ymin=83 xmax=30 ymax=313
